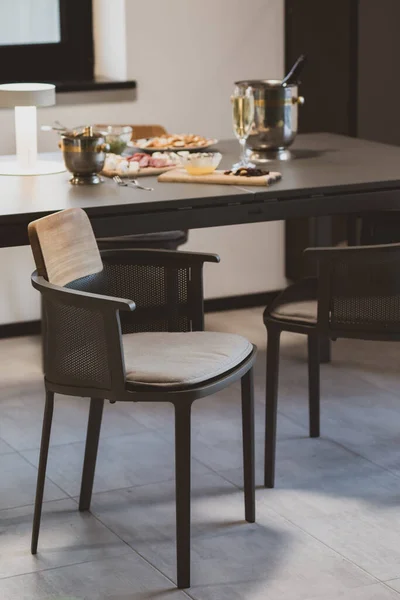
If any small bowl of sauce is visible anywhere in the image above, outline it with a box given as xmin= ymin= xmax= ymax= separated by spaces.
xmin=180 ymin=152 xmax=222 ymax=175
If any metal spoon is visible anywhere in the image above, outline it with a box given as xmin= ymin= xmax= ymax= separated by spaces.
xmin=128 ymin=178 xmax=154 ymax=191
xmin=41 ymin=121 xmax=84 ymax=135
xmin=281 ymin=54 xmax=307 ymax=86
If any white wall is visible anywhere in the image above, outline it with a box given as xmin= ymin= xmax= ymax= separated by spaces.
xmin=0 ymin=0 xmax=285 ymax=323
xmin=123 ymin=0 xmax=286 ymax=300
xmin=93 ymin=0 xmax=127 ymax=81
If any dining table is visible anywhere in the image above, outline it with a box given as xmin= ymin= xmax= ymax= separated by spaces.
xmin=2 ymin=132 xmax=400 ymax=360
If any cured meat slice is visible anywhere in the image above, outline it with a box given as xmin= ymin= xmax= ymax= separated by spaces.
xmin=139 ymin=155 xmax=150 ymax=168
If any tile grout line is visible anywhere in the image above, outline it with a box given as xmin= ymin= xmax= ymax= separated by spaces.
xmin=7 ymin=418 xmax=162 ymax=455
xmin=380 ymin=582 xmax=400 ymax=596
xmin=0 ymin=551 xmax=135 ymax=583
xmin=0 ymin=494 xmax=194 ymax=597
xmin=262 ymin=414 xmax=400 ymax=590
xmin=275 ymin=404 xmax=400 ymax=484
xmin=70 ymin=476 xmax=178 ymax=501
xmin=12 ymin=447 xmax=77 ymax=501
xmin=0 ymin=549 xmax=190 ymax=599
xmin=253 ymin=480 xmax=400 ymax=590
xmin=85 ymin=507 xmax=195 ymax=598
xmin=192 ymin=452 xmax=390 ymax=589
xmin=0 ymin=498 xmax=56 ymax=515
xmin=9 ymin=419 xmax=182 ymax=502
xmin=256 ymin=503 xmax=385 ymax=587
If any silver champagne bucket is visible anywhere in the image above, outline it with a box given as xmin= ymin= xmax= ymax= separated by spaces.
xmin=235 ymin=79 xmax=304 ymax=161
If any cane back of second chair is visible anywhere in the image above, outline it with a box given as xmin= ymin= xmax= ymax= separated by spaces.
xmin=306 ymin=242 xmax=400 ymax=338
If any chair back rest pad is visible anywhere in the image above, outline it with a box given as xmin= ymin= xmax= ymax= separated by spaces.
xmin=28 ymin=208 xmax=103 ymax=286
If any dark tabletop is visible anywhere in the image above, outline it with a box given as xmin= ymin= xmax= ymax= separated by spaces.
xmin=2 ymin=132 xmax=400 ymax=248
xmin=1 ymin=133 xmax=400 ymax=223
xmin=243 ymin=133 xmax=400 ymax=198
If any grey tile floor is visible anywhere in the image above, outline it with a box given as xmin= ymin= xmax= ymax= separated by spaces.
xmin=1 ymin=308 xmax=400 ymax=598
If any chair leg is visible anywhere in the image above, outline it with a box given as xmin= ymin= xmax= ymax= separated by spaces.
xmin=264 ymin=325 xmax=281 ymax=488
xmin=174 ymin=402 xmax=192 ymax=589
xmin=31 ymin=390 xmax=54 ymax=554
xmin=319 ymin=336 xmax=331 ymax=363
xmin=241 ymin=368 xmax=255 ymax=523
xmin=79 ymin=398 xmax=104 ymax=512
xmin=41 ymin=297 xmax=46 ymax=374
xmin=308 ymin=335 xmax=320 ymax=438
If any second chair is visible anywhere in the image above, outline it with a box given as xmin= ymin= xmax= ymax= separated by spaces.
xmin=263 ymin=242 xmax=400 ymax=488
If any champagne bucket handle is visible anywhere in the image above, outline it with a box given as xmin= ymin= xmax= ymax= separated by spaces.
xmin=96 ymin=143 xmax=110 ymax=153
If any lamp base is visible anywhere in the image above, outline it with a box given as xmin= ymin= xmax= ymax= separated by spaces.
xmin=0 ymin=155 xmax=66 ymax=176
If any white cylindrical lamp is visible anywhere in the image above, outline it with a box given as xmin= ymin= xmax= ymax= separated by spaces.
xmin=0 ymin=83 xmax=65 ymax=175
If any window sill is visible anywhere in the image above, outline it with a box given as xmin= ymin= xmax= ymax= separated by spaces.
xmin=54 ymin=78 xmax=136 ymax=105
xmin=55 ymin=78 xmax=136 ymax=93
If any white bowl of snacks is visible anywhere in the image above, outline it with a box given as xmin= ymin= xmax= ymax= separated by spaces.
xmin=179 ymin=152 xmax=222 ymax=175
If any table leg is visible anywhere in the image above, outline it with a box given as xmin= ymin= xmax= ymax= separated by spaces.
xmin=310 ymin=215 xmax=332 ymax=248
xmin=347 ymin=214 xmax=360 ymax=246
xmin=310 ymin=216 xmax=332 ymax=364
xmin=318 ymin=336 xmax=331 ymax=363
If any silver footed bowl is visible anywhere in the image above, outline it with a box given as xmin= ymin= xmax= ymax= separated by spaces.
xmin=59 ymin=126 xmax=110 ymax=184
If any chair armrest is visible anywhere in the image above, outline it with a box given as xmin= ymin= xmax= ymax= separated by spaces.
xmin=31 ymin=272 xmax=136 ymax=312
xmin=304 ymin=242 xmax=400 ymax=265
xmin=100 ymin=248 xmax=220 ymax=267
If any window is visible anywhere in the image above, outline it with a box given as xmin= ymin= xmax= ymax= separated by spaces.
xmin=0 ymin=0 xmax=61 ymax=46
xmin=0 ymin=0 xmax=94 ymax=84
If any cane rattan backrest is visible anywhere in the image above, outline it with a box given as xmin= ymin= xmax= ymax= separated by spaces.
xmin=68 ymin=256 xmax=194 ymax=335
xmin=28 ymin=208 xmax=103 ymax=286
xmin=307 ymin=243 xmax=400 ymax=337
xmin=329 ymin=256 xmax=400 ymax=333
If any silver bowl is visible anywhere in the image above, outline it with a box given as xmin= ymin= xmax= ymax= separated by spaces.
xmin=93 ymin=125 xmax=133 ymax=155
xmin=59 ymin=126 xmax=110 ymax=184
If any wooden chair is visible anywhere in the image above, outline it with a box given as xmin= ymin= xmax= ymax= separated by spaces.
xmin=129 ymin=124 xmax=168 ymax=139
xmin=96 ymin=124 xmax=188 ymax=251
xmin=28 ymin=208 xmax=256 ymax=589
xmin=263 ymin=242 xmax=400 ymax=488
xmin=96 ymin=123 xmax=168 ymax=140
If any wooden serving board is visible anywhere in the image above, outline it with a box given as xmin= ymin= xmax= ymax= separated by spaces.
xmin=158 ymin=168 xmax=282 ymax=186
xmin=102 ymin=165 xmax=176 ymax=178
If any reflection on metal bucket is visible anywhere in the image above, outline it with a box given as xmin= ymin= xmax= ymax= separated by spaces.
xmin=235 ymin=79 xmax=304 ymax=161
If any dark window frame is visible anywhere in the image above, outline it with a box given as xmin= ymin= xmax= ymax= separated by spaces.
xmin=0 ymin=0 xmax=94 ymax=85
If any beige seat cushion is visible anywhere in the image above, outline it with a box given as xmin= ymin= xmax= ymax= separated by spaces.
xmin=265 ymin=277 xmax=318 ymax=325
xmin=123 ymin=331 xmax=252 ymax=387
xmin=271 ymin=300 xmax=317 ymax=324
